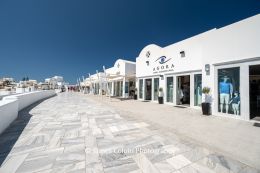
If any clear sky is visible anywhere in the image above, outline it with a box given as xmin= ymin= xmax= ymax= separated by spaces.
xmin=0 ymin=0 xmax=259 ymax=84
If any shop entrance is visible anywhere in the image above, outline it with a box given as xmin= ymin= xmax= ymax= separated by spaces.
xmin=114 ymin=81 xmax=123 ymax=97
xmin=145 ymin=79 xmax=152 ymax=100
xmin=249 ymin=65 xmax=260 ymax=120
xmin=129 ymin=81 xmax=135 ymax=98
xmin=177 ymin=75 xmax=190 ymax=106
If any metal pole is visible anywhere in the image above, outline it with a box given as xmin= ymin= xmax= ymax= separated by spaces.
xmin=96 ymin=70 xmax=101 ymax=98
xmin=78 ymin=77 xmax=81 ymax=92
xmin=76 ymin=79 xmax=78 ymax=92
xmin=103 ymin=65 xmax=111 ymax=101
xmin=82 ymin=76 xmax=85 ymax=93
xmin=88 ymin=73 xmax=93 ymax=94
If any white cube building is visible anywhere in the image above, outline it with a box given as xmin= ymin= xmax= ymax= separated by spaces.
xmin=136 ymin=14 xmax=260 ymax=121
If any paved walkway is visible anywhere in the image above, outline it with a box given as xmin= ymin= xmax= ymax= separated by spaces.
xmin=0 ymin=93 xmax=259 ymax=173
xmin=88 ymin=95 xmax=260 ymax=171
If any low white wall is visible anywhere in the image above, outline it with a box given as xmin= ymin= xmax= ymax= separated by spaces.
xmin=0 ymin=98 xmax=18 ymax=135
xmin=3 ymin=90 xmax=56 ymax=111
xmin=0 ymin=90 xmax=56 ymax=134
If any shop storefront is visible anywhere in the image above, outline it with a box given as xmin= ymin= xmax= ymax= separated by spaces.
xmin=136 ymin=30 xmax=207 ymax=107
xmin=86 ymin=73 xmax=106 ymax=95
xmin=136 ymin=14 xmax=260 ymax=121
xmin=104 ymin=59 xmax=136 ymax=98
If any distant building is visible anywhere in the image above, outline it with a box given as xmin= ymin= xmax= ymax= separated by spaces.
xmin=16 ymin=79 xmax=38 ymax=93
xmin=45 ymin=76 xmax=65 ymax=89
xmin=0 ymin=77 xmax=16 ymax=95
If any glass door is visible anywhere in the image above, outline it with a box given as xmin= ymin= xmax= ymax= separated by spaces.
xmin=177 ymin=75 xmax=190 ymax=105
xmin=139 ymin=79 xmax=143 ymax=99
xmin=145 ymin=79 xmax=152 ymax=100
xmin=194 ymin=74 xmax=202 ymax=106
xmin=129 ymin=81 xmax=135 ymax=97
xmin=153 ymin=78 xmax=159 ymax=101
xmin=166 ymin=77 xmax=173 ymax=103
xmin=108 ymin=82 xmax=112 ymax=95
xmin=125 ymin=81 xmax=129 ymax=94
xmin=249 ymin=65 xmax=260 ymax=120
xmin=113 ymin=81 xmax=117 ymax=96
xmin=119 ymin=81 xmax=123 ymax=97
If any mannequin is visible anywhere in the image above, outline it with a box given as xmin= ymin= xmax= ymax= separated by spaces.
xmin=197 ymin=82 xmax=202 ymax=106
xmin=229 ymin=91 xmax=240 ymax=115
xmin=178 ymin=85 xmax=184 ymax=104
xmin=219 ymin=76 xmax=233 ymax=113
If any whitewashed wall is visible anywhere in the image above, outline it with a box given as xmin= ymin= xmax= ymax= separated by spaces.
xmin=0 ymin=98 xmax=18 ymax=135
xmin=202 ymin=14 xmax=260 ymax=120
xmin=136 ymin=14 xmax=260 ymax=120
xmin=0 ymin=90 xmax=56 ymax=134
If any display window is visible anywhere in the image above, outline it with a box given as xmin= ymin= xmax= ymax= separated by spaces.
xmin=218 ymin=67 xmax=240 ymax=115
xmin=125 ymin=81 xmax=129 ymax=94
xmin=166 ymin=77 xmax=174 ymax=103
xmin=139 ymin=79 xmax=143 ymax=99
xmin=194 ymin=74 xmax=202 ymax=106
xmin=108 ymin=82 xmax=112 ymax=94
xmin=145 ymin=79 xmax=152 ymax=100
xmin=119 ymin=81 xmax=123 ymax=96
xmin=154 ymin=78 xmax=159 ymax=101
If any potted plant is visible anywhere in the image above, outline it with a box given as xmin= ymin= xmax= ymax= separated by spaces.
xmin=202 ymin=87 xmax=212 ymax=115
xmin=158 ymin=87 xmax=164 ymax=104
xmin=134 ymin=88 xmax=138 ymax=100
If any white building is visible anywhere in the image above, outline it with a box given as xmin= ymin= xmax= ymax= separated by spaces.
xmin=104 ymin=59 xmax=136 ymax=98
xmin=85 ymin=59 xmax=136 ymax=97
xmin=45 ymin=76 xmax=65 ymax=89
xmin=87 ymin=73 xmax=106 ymax=95
xmin=136 ymin=14 xmax=260 ymax=121
xmin=80 ymin=78 xmax=91 ymax=93
xmin=16 ymin=79 xmax=38 ymax=93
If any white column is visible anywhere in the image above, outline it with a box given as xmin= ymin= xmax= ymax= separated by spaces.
xmin=136 ymin=79 xmax=139 ymax=99
xmin=173 ymin=76 xmax=177 ymax=105
xmin=240 ymin=64 xmax=250 ymax=120
xmin=161 ymin=76 xmax=166 ymax=104
xmin=111 ymin=82 xmax=114 ymax=96
xmin=142 ymin=79 xmax=145 ymax=100
xmin=151 ymin=78 xmax=154 ymax=101
xmin=213 ymin=65 xmax=218 ymax=115
xmin=190 ymin=74 xmax=195 ymax=107
xmin=123 ymin=77 xmax=126 ymax=98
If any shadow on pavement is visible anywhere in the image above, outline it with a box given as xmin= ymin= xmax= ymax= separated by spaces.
xmin=0 ymin=96 xmax=55 ymax=166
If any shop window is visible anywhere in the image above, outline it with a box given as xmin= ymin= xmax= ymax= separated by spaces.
xmin=113 ymin=82 xmax=117 ymax=96
xmin=107 ymin=82 xmax=112 ymax=95
xmin=119 ymin=81 xmax=123 ymax=97
xmin=154 ymin=78 xmax=159 ymax=101
xmin=125 ymin=82 xmax=129 ymax=94
xmin=194 ymin=74 xmax=202 ymax=106
xmin=145 ymin=79 xmax=152 ymax=100
xmin=166 ymin=77 xmax=174 ymax=103
xmin=218 ymin=67 xmax=240 ymax=115
xmin=139 ymin=79 xmax=143 ymax=99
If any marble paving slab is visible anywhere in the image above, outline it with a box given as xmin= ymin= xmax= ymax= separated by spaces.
xmin=0 ymin=93 xmax=258 ymax=173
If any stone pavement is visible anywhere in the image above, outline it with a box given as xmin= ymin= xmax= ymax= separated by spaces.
xmin=0 ymin=93 xmax=259 ymax=173
xmin=89 ymin=94 xmax=260 ymax=171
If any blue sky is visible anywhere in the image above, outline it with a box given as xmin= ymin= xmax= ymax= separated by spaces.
xmin=0 ymin=0 xmax=259 ymax=84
